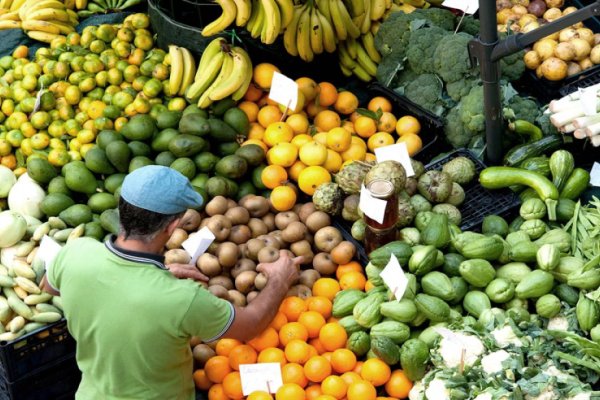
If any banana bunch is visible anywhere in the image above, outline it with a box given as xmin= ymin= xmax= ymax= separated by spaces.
xmin=242 ymin=0 xmax=294 ymax=44
xmin=185 ymin=38 xmax=253 ymax=109
xmin=0 ymin=0 xmax=78 ymax=43
xmin=166 ymin=45 xmax=197 ymax=98
xmin=337 ymin=32 xmax=380 ymax=82
xmin=76 ymin=0 xmax=143 ymax=19
xmin=282 ymin=2 xmax=336 ymax=62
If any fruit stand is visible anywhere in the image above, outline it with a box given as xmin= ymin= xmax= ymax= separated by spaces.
xmin=0 ymin=0 xmax=599 ymax=399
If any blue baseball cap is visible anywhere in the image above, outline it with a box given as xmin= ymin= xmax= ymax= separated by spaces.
xmin=120 ymin=165 xmax=203 ymax=214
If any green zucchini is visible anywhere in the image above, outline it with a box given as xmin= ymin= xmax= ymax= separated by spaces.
xmin=509 ymin=120 xmax=543 ymax=142
xmin=503 ymin=135 xmax=563 ymax=167
xmin=479 ymin=167 xmax=559 ymax=221
xmin=519 ymin=156 xmax=551 ymax=177
xmin=559 ymin=168 xmax=590 ymax=200
xmin=549 ymin=150 xmax=574 ymax=191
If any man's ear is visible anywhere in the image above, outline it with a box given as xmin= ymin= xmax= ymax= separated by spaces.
xmin=165 ymin=217 xmax=181 ymax=236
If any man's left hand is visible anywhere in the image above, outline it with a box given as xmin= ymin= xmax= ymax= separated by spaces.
xmin=166 ymin=263 xmax=209 ymax=282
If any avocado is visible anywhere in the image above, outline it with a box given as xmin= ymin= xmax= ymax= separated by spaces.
xmin=100 ymin=208 xmax=119 ymax=235
xmin=84 ymin=146 xmax=116 ymax=175
xmin=59 ymin=204 xmax=93 ymax=227
xmin=104 ymin=173 xmax=126 ymax=194
xmin=96 ymin=130 xmax=122 ymax=150
xmin=128 ymin=156 xmax=154 ymax=172
xmin=127 ymin=141 xmax=152 ymax=158
xmin=252 ymin=165 xmax=267 ymax=190
xmin=170 ymin=157 xmax=196 ymax=180
xmin=207 ymin=118 xmax=238 ymax=142
xmin=210 ymin=98 xmax=236 ymax=117
xmin=224 ymin=107 xmax=250 ymax=136
xmin=206 ymin=176 xmax=230 ymax=198
xmin=191 ymin=173 xmax=209 ymax=190
xmin=120 ymin=114 xmax=156 ymax=141
xmin=84 ymin=221 xmax=105 ymax=241
xmin=236 ymin=181 xmax=256 ymax=201
xmin=151 ymin=128 xmax=179 ymax=152
xmin=27 ymin=157 xmax=58 ymax=184
xmin=64 ymin=162 xmax=98 ymax=194
xmin=154 ymin=151 xmax=177 ymax=167
xmin=178 ymin=113 xmax=210 ymax=136
xmin=47 ymin=176 xmax=72 ymax=196
xmin=105 ymin=140 xmax=131 ymax=173
xmin=235 ymin=144 xmax=265 ymax=167
xmin=156 ymin=110 xmax=182 ymax=129
xmin=40 ymin=193 xmax=75 ymax=217
xmin=215 ymin=155 xmax=248 ymax=179
xmin=182 ymin=105 xmax=208 ymax=118
xmin=193 ymin=152 xmax=219 ymax=173
xmin=168 ymin=134 xmax=207 ymax=158
xmin=88 ymin=192 xmax=118 ymax=213
xmin=216 ymin=141 xmax=240 ymax=157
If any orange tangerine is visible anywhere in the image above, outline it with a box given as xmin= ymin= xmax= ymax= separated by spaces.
xmin=286 ymin=113 xmax=310 ymax=134
xmin=297 ymin=166 xmax=331 ymax=196
xmin=291 ymin=133 xmax=313 ymax=148
xmin=334 ymin=91 xmax=359 ymax=115
xmin=244 ymin=82 xmax=264 ymax=102
xmin=247 ymin=391 xmax=273 ymax=400
xmin=258 ymin=105 xmax=284 ymax=128
xmin=284 ymin=339 xmax=312 ymax=364
xmin=340 ymin=372 xmax=362 ymax=387
xmin=275 ymin=383 xmax=306 ymax=400
xmin=395 ymin=115 xmax=421 ymax=136
xmin=322 ymin=149 xmax=343 ymax=173
xmin=248 ymin=327 xmax=279 ymax=351
xmin=208 ymin=383 xmax=229 ymax=400
xmin=247 ymin=122 xmax=266 ymax=140
xmin=253 ymin=63 xmax=280 ymax=90
xmin=354 ymin=116 xmax=378 ymax=138
xmin=270 ymin=311 xmax=288 ymax=331
xmin=318 ymin=322 xmax=347 ymax=352
xmin=347 ymin=380 xmax=377 ymax=400
xmin=313 ymin=132 xmax=328 ymax=146
xmin=298 ymin=311 xmax=326 ymax=339
xmin=299 ymin=141 xmax=328 ymax=166
xmin=270 ymin=185 xmax=297 ymax=211
xmin=320 ymin=375 xmax=347 ymax=399
xmin=314 ymin=110 xmax=342 ymax=132
xmin=384 ymin=370 xmax=413 ymax=399
xmin=280 ymin=296 xmax=307 ymax=321
xmin=264 ymin=121 xmax=294 ymax=147
xmin=296 ymin=77 xmax=320 ymax=102
xmin=326 ymin=127 xmax=352 ymax=152
xmin=288 ymin=160 xmax=307 ymax=181
xmin=367 ymin=96 xmax=393 ymax=113
xmin=279 ymin=322 xmax=309 ymax=347
xmin=303 ymin=355 xmax=331 ymax=383
xmin=317 ymin=82 xmax=338 ymax=107
xmin=331 ymin=349 xmax=357 ymax=374
xmin=216 ymin=339 xmax=243 ymax=357
xmin=193 ymin=369 xmax=212 ymax=390
xmin=340 ymin=143 xmax=367 ymax=162
xmin=365 ymin=153 xmax=376 ymax=162
xmin=367 ymin=132 xmax=394 ymax=152
xmin=306 ymin=296 xmax=333 ymax=319
xmin=377 ymin=112 xmax=397 ymax=133
xmin=306 ymin=100 xmax=327 ymax=118
xmin=282 ymin=362 xmax=309 ymax=387
xmin=306 ymin=384 xmax=323 ymax=399
xmin=396 ymin=133 xmax=422 ymax=156
xmin=204 ymin=355 xmax=232 ymax=384
xmin=267 ymin=142 xmax=298 ymax=167
xmin=341 ymin=120 xmax=356 ymax=134
xmin=238 ymin=101 xmax=260 ymax=122
xmin=222 ymin=371 xmax=244 ymax=400
xmin=261 ymin=165 xmax=288 ymax=189
xmin=312 ymin=278 xmax=340 ymax=301
xmin=360 ymin=359 xmax=391 ymax=387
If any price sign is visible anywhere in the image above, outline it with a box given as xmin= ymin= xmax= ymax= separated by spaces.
xmin=442 ymin=0 xmax=478 ymax=14
xmin=374 ymin=142 xmax=415 ymax=177
xmin=359 ymin=184 xmax=386 ymax=224
xmin=379 ymin=254 xmax=408 ymax=300
xmin=182 ymin=227 xmax=215 ymax=265
xmin=268 ymin=72 xmax=298 ymax=110
xmin=37 ymin=235 xmax=62 ymax=268
xmin=590 ymin=162 xmax=600 ymax=187
xmin=579 ymin=87 xmax=598 ymax=116
xmin=239 ymin=363 xmax=283 ymax=395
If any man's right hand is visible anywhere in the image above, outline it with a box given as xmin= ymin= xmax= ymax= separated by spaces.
xmin=256 ymin=251 xmax=303 ymax=288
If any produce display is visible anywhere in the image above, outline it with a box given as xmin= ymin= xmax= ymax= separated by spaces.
xmin=0 ymin=0 xmax=599 ymax=399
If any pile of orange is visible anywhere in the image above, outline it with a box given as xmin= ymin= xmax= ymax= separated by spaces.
xmin=237 ymin=63 xmax=423 ymax=212
xmin=193 ymin=264 xmax=414 ymax=400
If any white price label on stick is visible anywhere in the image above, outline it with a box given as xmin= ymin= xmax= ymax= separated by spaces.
xmin=379 ymin=254 xmax=408 ymax=300
xmin=182 ymin=226 xmax=215 ymax=265
xmin=590 ymin=162 xmax=600 ymax=187
xmin=374 ymin=142 xmax=415 ymax=177
xmin=268 ymin=72 xmax=298 ymax=111
xmin=239 ymin=363 xmax=283 ymax=395
xmin=442 ymin=0 xmax=478 ymax=14
xmin=435 ymin=327 xmax=465 ymax=348
xmin=37 ymin=235 xmax=63 ymax=268
xmin=579 ymin=87 xmax=598 ymax=116
xmin=359 ymin=184 xmax=386 ymax=224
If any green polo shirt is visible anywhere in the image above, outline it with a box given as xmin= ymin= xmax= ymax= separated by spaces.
xmin=46 ymin=236 xmax=234 ymax=400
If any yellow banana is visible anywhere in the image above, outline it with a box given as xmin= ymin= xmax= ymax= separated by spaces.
xmin=345 ymin=36 xmax=357 ymax=59
xmin=0 ymin=11 xmax=19 ymax=20
xmin=24 ymin=0 xmax=65 ymax=15
xmin=282 ymin=4 xmax=304 ymax=57
xmin=168 ymin=45 xmax=184 ymax=96
xmin=273 ymin=0 xmax=293 ymax=32
xmin=349 ymin=0 xmax=364 ymax=17
xmin=296 ymin=5 xmax=313 ymax=62
xmin=370 ymin=0 xmax=386 ymax=20
xmin=337 ymin=41 xmax=357 ymax=69
xmin=339 ymin=63 xmax=353 ymax=77
xmin=75 ymin=0 xmax=87 ymax=9
xmin=233 ymin=0 xmax=251 ymax=26
xmin=66 ymin=8 xmax=78 ymax=25
xmin=27 ymin=9 xmax=71 ymax=22
xmin=249 ymin=0 xmax=264 ymax=39
xmin=0 ymin=0 xmax=12 ymax=9
xmin=27 ymin=29 xmax=59 ymax=43
xmin=9 ymin=0 xmax=25 ymax=11
xmin=384 ymin=0 xmax=392 ymax=10
xmin=209 ymin=47 xmax=249 ymax=101
xmin=46 ymin=20 xmax=75 ymax=34
xmin=335 ymin=0 xmax=360 ymax=39
xmin=201 ymin=0 xmax=237 ymax=37
xmin=315 ymin=0 xmax=330 ymax=23
xmin=360 ymin=0 xmax=371 ymax=34
xmin=309 ymin=6 xmax=323 ymax=55
xmin=317 ymin=8 xmax=336 ymax=53
xmin=328 ymin=0 xmax=347 ymax=41
xmin=198 ymin=52 xmax=233 ymax=109
xmin=64 ymin=0 xmax=75 ymax=9
xmin=260 ymin=0 xmax=281 ymax=45
xmin=355 ymin=41 xmax=378 ymax=76
xmin=361 ymin=31 xmax=381 ymax=62
xmin=0 ymin=19 xmax=20 ymax=29
xmin=178 ymin=46 xmax=196 ymax=96
xmin=196 ymin=37 xmax=226 ymax=81
xmin=352 ymin=63 xmax=372 ymax=81
xmin=187 ymin=51 xmax=225 ymax=102
xmin=231 ymin=47 xmax=253 ymax=101
xmin=22 ymin=19 xmax=61 ymax=34
xmin=0 ymin=10 xmax=8 ymax=16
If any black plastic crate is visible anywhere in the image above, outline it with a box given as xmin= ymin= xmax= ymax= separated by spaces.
xmin=0 ymin=319 xmax=76 ymax=383
xmin=424 ymin=149 xmax=521 ymax=231
xmin=4 ymin=355 xmax=80 ymax=400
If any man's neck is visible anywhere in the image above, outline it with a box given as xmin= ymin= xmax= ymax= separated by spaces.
xmin=114 ymin=235 xmax=164 ymax=255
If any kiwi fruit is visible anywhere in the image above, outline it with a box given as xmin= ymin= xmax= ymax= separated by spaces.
xmin=216 ymin=242 xmax=239 ymax=269
xmin=314 ymin=226 xmax=343 ymax=252
xmin=197 ymin=253 xmax=222 ymax=277
xmin=225 ymin=207 xmax=250 ymax=226
xmin=209 ymin=275 xmax=234 ymax=290
xmin=229 ymin=225 xmax=252 ymax=244
xmin=231 ymin=258 xmax=256 ymax=279
xmin=205 ymin=196 xmax=229 ymax=216
xmin=281 ymin=221 xmax=308 ymax=243
xmin=305 ymin=211 xmax=331 ymax=233
xmin=240 ymin=195 xmax=270 ymax=217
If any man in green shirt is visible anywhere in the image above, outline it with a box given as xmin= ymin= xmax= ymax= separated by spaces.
xmin=41 ymin=165 xmax=303 ymax=400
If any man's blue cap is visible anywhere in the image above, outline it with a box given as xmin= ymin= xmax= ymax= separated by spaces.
xmin=120 ymin=165 xmax=203 ymax=214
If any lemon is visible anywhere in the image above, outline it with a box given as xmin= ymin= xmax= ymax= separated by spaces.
xmin=367 ymin=132 xmax=394 ymax=152
xmin=299 ymin=141 xmax=328 ymax=166
xmin=263 ymin=121 xmax=294 ymax=147
xmin=291 ymin=134 xmax=313 ymax=148
xmin=326 ymin=127 xmax=351 ymax=152
xmin=323 ymin=149 xmax=343 ymax=173
xmin=298 ymin=166 xmax=331 ymax=196
xmin=266 ymin=142 xmax=298 ymax=167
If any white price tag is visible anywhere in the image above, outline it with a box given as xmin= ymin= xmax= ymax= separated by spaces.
xmin=32 ymin=85 xmax=45 ymax=114
xmin=37 ymin=235 xmax=63 ymax=267
xmin=590 ymin=162 xmax=600 ymax=187
xmin=359 ymin=184 xmax=386 ymax=224
xmin=374 ymin=143 xmax=415 ymax=177
xmin=182 ymin=227 xmax=215 ymax=265
xmin=435 ymin=327 xmax=465 ymax=348
xmin=268 ymin=72 xmax=298 ymax=111
xmin=579 ymin=87 xmax=598 ymax=116
xmin=379 ymin=254 xmax=408 ymax=300
xmin=442 ymin=0 xmax=478 ymax=14
xmin=239 ymin=363 xmax=283 ymax=395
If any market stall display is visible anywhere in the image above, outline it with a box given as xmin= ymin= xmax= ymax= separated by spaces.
xmin=0 ymin=0 xmax=598 ymax=399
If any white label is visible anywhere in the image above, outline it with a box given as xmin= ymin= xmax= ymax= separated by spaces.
xmin=374 ymin=143 xmax=415 ymax=177
xmin=37 ymin=235 xmax=62 ymax=267
xmin=268 ymin=72 xmax=298 ymax=111
xmin=579 ymin=87 xmax=598 ymax=116
xmin=359 ymin=184 xmax=386 ymax=224
xmin=239 ymin=363 xmax=283 ymax=395
xmin=442 ymin=0 xmax=478 ymax=14
xmin=379 ymin=254 xmax=408 ymax=300
xmin=435 ymin=327 xmax=465 ymax=348
xmin=181 ymin=227 xmax=215 ymax=265
xmin=590 ymin=162 xmax=600 ymax=187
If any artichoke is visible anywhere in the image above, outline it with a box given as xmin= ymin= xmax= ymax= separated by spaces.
xmin=313 ymin=182 xmax=344 ymax=215
xmin=442 ymin=156 xmax=476 ymax=185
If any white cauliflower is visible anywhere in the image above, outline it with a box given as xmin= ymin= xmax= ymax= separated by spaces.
xmin=408 ymin=381 xmax=425 ymax=400
xmin=566 ymin=393 xmax=591 ymax=400
xmin=491 ymin=325 xmax=522 ymax=348
xmin=547 ymin=315 xmax=569 ymax=331
xmin=474 ymin=393 xmax=493 ymax=400
xmin=425 ymin=378 xmax=451 ymax=400
xmin=525 ymin=388 xmax=558 ymax=400
xmin=480 ymin=350 xmax=510 ymax=375
xmin=437 ymin=330 xmax=484 ymax=368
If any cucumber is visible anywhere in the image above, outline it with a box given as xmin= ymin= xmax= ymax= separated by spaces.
xmin=559 ymin=168 xmax=591 ymax=200
xmin=503 ymin=135 xmax=563 ymax=167
xmin=509 ymin=120 xmax=543 ymax=142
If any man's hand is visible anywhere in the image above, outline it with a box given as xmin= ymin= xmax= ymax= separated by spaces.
xmin=167 ymin=263 xmax=209 ymax=282
xmin=256 ymin=251 xmax=303 ymax=288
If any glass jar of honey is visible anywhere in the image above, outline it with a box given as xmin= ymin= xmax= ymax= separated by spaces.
xmin=363 ymin=179 xmax=399 ymax=254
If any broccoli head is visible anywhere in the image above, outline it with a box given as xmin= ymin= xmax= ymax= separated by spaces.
xmin=500 ymin=49 xmax=526 ymax=81
xmin=459 ymin=84 xmax=486 ymax=134
xmin=374 ymin=11 xmax=417 ymax=58
xmin=458 ymin=15 xmax=480 ymax=36
xmin=392 ymin=66 xmax=420 ymax=89
xmin=406 ymin=26 xmax=448 ymax=75
xmin=411 ymin=8 xmax=456 ymax=31
xmin=402 ymin=73 xmax=446 ymax=116
xmin=444 ymin=105 xmax=478 ymax=148
xmin=375 ymin=50 xmax=406 ymax=87
xmin=536 ymin=112 xmax=560 ymax=136
xmin=446 ymin=77 xmax=481 ymax=102
xmin=433 ymin=32 xmax=478 ymax=84
xmin=504 ymin=95 xmax=541 ymax=124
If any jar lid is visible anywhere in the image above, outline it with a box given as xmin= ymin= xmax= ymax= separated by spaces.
xmin=366 ymin=179 xmax=394 ymax=199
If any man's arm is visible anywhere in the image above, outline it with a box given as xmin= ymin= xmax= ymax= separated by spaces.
xmin=40 ymin=275 xmax=60 ymax=296
xmin=222 ymin=251 xmax=302 ymax=342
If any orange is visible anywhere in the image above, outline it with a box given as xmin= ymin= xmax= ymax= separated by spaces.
xmin=336 ymin=261 xmax=363 ymax=280
xmin=365 ymin=153 xmax=377 ymax=162
xmin=216 ymin=338 xmax=243 ymax=357
xmin=339 ymin=271 xmax=367 ymax=291
xmin=342 ymin=120 xmax=356 ymax=134
xmin=317 ymin=82 xmax=338 ymax=107
xmin=298 ymin=166 xmax=331 ymax=196
xmin=396 ymin=115 xmax=421 ymax=136
xmin=270 ymin=185 xmax=297 ymax=211
xmin=228 ymin=344 xmax=258 ymax=370
xmin=326 ymin=127 xmax=352 ymax=152
xmin=286 ymin=113 xmax=310 ymax=134
xmin=208 ymin=383 xmax=229 ymax=400
xmin=282 ymin=362 xmax=309 ymax=387
xmin=279 ymin=91 xmax=306 ymax=115
xmin=279 ymin=322 xmax=309 ymax=346
xmin=322 ymin=149 xmax=343 ymax=173
xmin=296 ymin=77 xmax=320 ymax=102
xmin=365 ymin=280 xmax=376 ymax=292
xmin=368 ymin=96 xmax=393 ymax=113
xmin=238 ymin=101 xmax=260 ymax=122
xmin=291 ymin=133 xmax=313 ymax=148
xmin=204 ymin=355 xmax=232 ymax=383
xmin=242 ymin=139 xmax=268 ymax=153
xmin=354 ymin=116 xmax=378 ymax=138
xmin=367 ymin=132 xmax=395 ymax=152
xmin=258 ymin=347 xmax=287 ymax=367
xmin=253 ymin=63 xmax=281 ymax=90
xmin=308 ymin=338 xmax=327 ymax=355
xmin=280 ymin=296 xmax=308 ymax=321
xmin=334 ymin=91 xmax=359 ymax=115
xmin=299 ymin=141 xmax=328 ymax=166
xmin=306 ymin=100 xmax=327 ymax=118
xmin=261 ymin=165 xmax=288 ymax=189
xmin=222 ymin=371 xmax=244 ymax=400
xmin=244 ymin=82 xmax=264 ymax=102
xmin=306 ymin=384 xmax=323 ymax=400
xmin=87 ymin=100 xmax=106 ymax=119
xmin=314 ymin=110 xmax=342 ymax=132
xmin=320 ymin=375 xmax=348 ymax=399
xmin=288 ymin=160 xmax=307 ymax=182
xmin=312 ymin=278 xmax=340 ymax=301
xmin=347 ymin=381 xmax=377 ymax=400
xmin=285 ymin=339 xmax=312 ymax=364
xmin=360 ymin=359 xmax=391 ymax=387
xmin=298 ymin=311 xmax=327 ymax=338
xmin=351 ymin=135 xmax=367 ymax=149
xmin=264 ymin=122 xmax=294 ymax=147
xmin=340 ymin=371 xmax=362 ymax=387
xmin=258 ymin=105 xmax=284 ymax=128
xmin=352 ymin=361 xmax=364 ymax=375
xmin=267 ymin=142 xmax=298 ymax=167
xmin=384 ymin=370 xmax=413 ymax=399
xmin=270 ymin=311 xmax=288 ymax=331
xmin=248 ymin=327 xmax=279 ymax=351
xmin=313 ymin=132 xmax=328 ymax=146
xmin=193 ymin=369 xmax=212 ymax=390
xmin=330 ymin=349 xmax=357 ymax=374
xmin=340 ymin=143 xmax=367 ymax=162
xmin=303 ymin=355 xmax=332 ymax=383
xmin=318 ymin=322 xmax=347 ymax=352
xmin=276 ymin=383 xmax=306 ymax=400
xmin=377 ymin=112 xmax=397 ymax=133
xmin=396 ymin=133 xmax=422 ymax=156
xmin=248 ymin=390 xmax=273 ymax=400
xmin=248 ymin=122 xmax=266 ymax=140
xmin=307 ymin=344 xmax=319 ymax=358
xmin=306 ymin=296 xmax=333 ymax=319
